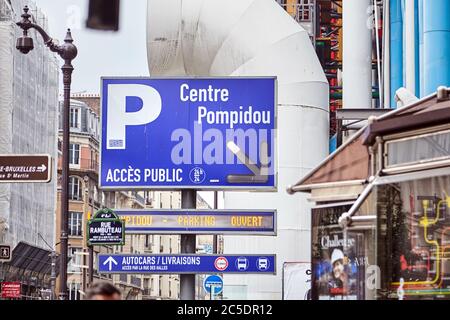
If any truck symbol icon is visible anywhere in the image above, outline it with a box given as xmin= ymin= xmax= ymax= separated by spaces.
xmin=257 ymin=257 xmax=269 ymax=271
xmin=236 ymin=257 xmax=248 ymax=271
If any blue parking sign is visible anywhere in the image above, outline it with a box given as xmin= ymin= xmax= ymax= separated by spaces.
xmin=100 ymin=77 xmax=277 ymax=190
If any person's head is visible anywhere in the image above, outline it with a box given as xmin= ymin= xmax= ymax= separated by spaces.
xmin=331 ymin=249 xmax=345 ymax=279
xmin=86 ymin=282 xmax=121 ymax=300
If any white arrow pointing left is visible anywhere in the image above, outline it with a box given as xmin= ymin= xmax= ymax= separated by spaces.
xmin=103 ymin=256 xmax=118 ymax=271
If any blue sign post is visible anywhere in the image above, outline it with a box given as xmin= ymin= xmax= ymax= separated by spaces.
xmin=98 ymin=254 xmax=276 ymax=274
xmin=100 ymin=77 xmax=276 ymax=190
xmin=204 ymin=275 xmax=223 ymax=295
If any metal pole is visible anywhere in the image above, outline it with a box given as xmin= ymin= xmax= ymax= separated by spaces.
xmin=213 ymin=191 xmax=218 ymax=254
xmin=85 ymin=178 xmax=94 ymax=286
xmin=59 ymin=49 xmax=75 ymax=300
xmin=50 ymin=251 xmax=56 ymax=300
xmin=180 ymin=190 xmax=196 ymax=300
xmin=88 ymin=245 xmax=94 ymax=285
xmin=15 ymin=7 xmax=78 ymax=300
xmin=82 ymin=250 xmax=87 ymax=297
xmin=210 ymin=285 xmax=215 ymax=300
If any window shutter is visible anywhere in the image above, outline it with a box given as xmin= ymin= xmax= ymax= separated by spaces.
xmin=81 ymin=107 xmax=88 ymax=132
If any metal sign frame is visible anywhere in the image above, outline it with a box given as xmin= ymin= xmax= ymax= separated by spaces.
xmin=99 ymin=76 xmax=278 ymax=191
xmin=114 ymin=209 xmax=277 ymax=236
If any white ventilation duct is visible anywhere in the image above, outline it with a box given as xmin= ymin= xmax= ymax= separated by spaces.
xmin=343 ymin=0 xmax=372 ymax=109
xmin=147 ymin=0 xmax=329 ymax=299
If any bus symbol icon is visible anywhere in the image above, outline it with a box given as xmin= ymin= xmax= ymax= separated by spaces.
xmin=235 ymin=257 xmax=249 ymax=271
xmin=257 ymin=257 xmax=269 ymax=271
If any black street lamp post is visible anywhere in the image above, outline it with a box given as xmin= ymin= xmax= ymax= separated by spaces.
xmin=16 ymin=5 xmax=77 ymax=300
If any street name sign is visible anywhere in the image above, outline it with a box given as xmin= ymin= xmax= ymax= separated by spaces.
xmin=98 ymin=254 xmax=276 ymax=274
xmin=100 ymin=77 xmax=277 ymax=190
xmin=0 ymin=154 xmax=51 ymax=183
xmin=204 ymin=275 xmax=223 ymax=295
xmin=0 ymin=244 xmax=11 ymax=262
xmin=87 ymin=209 xmax=125 ymax=246
xmin=115 ymin=209 xmax=276 ymax=235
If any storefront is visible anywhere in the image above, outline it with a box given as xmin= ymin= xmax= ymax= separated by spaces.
xmin=288 ymin=87 xmax=450 ymax=300
xmin=0 ymin=242 xmax=59 ymax=300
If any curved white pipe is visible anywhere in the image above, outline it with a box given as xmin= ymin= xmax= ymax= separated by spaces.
xmin=147 ymin=0 xmax=329 ymax=299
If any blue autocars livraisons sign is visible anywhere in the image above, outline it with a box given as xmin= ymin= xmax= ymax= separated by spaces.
xmin=100 ymin=77 xmax=277 ymax=190
xmin=98 ymin=254 xmax=276 ymax=274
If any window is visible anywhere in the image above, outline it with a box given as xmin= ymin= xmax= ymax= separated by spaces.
xmin=91 ymin=150 xmax=96 ymax=170
xmin=311 ymin=203 xmax=370 ymax=300
xmin=385 ymin=129 xmax=450 ymax=169
xmin=68 ymin=176 xmax=82 ymax=201
xmin=69 ymin=144 xmax=80 ymax=165
xmin=374 ymin=174 xmax=450 ymax=300
xmin=93 ymin=185 xmax=99 ymax=202
xmin=68 ymin=247 xmax=82 ymax=273
xmin=68 ymin=282 xmax=81 ymax=300
xmin=70 ymin=108 xmax=80 ymax=129
xmin=69 ymin=211 xmax=83 ymax=236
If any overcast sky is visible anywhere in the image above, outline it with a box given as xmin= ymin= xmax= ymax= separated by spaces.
xmin=34 ymin=0 xmax=149 ymax=94
xmin=33 ymin=0 xmax=221 ymax=208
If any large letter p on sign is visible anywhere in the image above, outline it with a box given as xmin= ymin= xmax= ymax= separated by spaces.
xmin=106 ymin=84 xmax=162 ymax=149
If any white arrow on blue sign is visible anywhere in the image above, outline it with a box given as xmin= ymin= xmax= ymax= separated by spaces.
xmin=103 ymin=256 xmax=118 ymax=271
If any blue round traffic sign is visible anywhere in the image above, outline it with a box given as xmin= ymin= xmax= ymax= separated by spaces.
xmin=203 ymin=275 xmax=223 ymax=295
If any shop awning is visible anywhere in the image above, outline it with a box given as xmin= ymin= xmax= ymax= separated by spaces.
xmin=7 ymin=241 xmax=60 ymax=276
xmin=363 ymin=91 xmax=450 ymax=145
xmin=288 ymin=89 xmax=450 ymax=194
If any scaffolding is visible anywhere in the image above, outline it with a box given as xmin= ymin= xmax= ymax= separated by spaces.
xmin=0 ymin=0 xmax=59 ymax=249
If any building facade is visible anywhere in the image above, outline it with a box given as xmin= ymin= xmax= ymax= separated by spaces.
xmin=55 ymin=95 xmax=149 ymax=299
xmin=0 ymin=0 xmax=58 ymax=249
xmin=57 ymin=94 xmax=218 ymax=300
